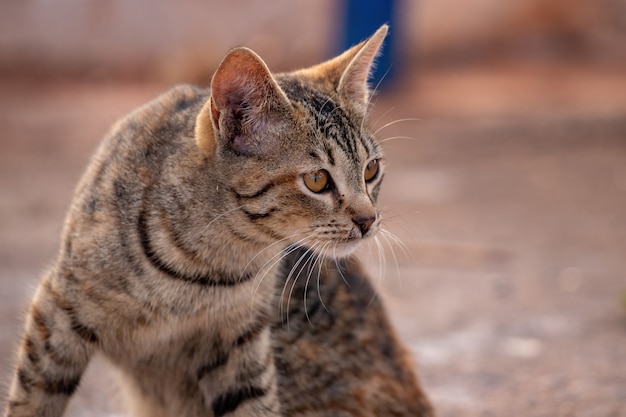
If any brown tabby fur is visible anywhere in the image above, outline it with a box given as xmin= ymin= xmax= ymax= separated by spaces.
xmin=3 ymin=25 xmax=433 ymax=417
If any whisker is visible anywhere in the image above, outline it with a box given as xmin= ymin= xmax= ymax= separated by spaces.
xmin=285 ymin=242 xmax=319 ymax=329
xmin=244 ymin=230 xmax=307 ymax=281
xmin=379 ymin=228 xmax=411 ymax=260
xmin=379 ymin=135 xmax=419 ymax=144
xmin=303 ymin=241 xmax=331 ymax=325
xmin=373 ymin=118 xmax=422 ymax=136
xmin=366 ymin=235 xmax=385 ymax=308
xmin=378 ymin=208 xmax=421 ymax=225
xmin=332 ymin=245 xmax=351 ymax=288
xmin=361 ymin=64 xmax=392 ymax=132
xmin=251 ymin=245 xmax=298 ymax=312
xmin=201 ymin=204 xmax=247 ymax=235
xmin=251 ymin=233 xmax=315 ymax=310
xmin=370 ymin=105 xmax=397 ymax=132
xmin=302 ymin=245 xmax=320 ymax=327
xmin=250 ymin=233 xmax=306 ymax=288
xmin=314 ymin=245 xmax=331 ymax=314
xmin=279 ymin=244 xmax=311 ymax=326
xmin=280 ymin=241 xmax=319 ymax=325
xmin=379 ymin=229 xmax=403 ymax=289
xmin=375 ymin=235 xmax=386 ymax=286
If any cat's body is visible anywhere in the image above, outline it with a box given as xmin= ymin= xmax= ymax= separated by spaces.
xmin=4 ymin=26 xmax=433 ymax=417
xmin=275 ymin=248 xmax=432 ymax=416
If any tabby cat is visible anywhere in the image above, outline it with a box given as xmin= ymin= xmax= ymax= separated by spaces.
xmin=3 ymin=25 xmax=433 ymax=417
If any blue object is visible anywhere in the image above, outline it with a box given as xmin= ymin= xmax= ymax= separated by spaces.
xmin=341 ymin=0 xmax=397 ymax=88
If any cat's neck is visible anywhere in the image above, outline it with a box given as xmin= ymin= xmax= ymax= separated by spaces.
xmin=147 ymin=166 xmax=283 ymax=284
xmin=139 ymin=131 xmax=305 ymax=289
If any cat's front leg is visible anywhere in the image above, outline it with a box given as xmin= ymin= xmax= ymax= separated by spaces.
xmin=199 ymin=328 xmax=281 ymax=417
xmin=3 ymin=275 xmax=96 ymax=417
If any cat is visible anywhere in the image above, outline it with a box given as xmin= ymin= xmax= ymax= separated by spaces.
xmin=3 ymin=25 xmax=433 ymax=417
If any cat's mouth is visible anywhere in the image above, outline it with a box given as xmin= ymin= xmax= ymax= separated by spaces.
xmin=303 ymin=218 xmax=378 ymax=259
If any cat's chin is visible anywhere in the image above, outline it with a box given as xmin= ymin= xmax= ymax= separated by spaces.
xmin=322 ymin=239 xmax=364 ymax=259
xmin=329 ymin=245 xmax=358 ymax=259
xmin=296 ymin=240 xmax=361 ymax=260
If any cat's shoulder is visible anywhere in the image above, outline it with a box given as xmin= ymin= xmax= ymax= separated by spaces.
xmin=124 ymin=84 xmax=208 ymax=127
xmin=98 ymin=84 xmax=209 ymax=154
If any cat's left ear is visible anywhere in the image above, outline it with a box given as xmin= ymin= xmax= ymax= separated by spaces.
xmin=338 ymin=24 xmax=388 ymax=114
xmin=293 ymin=25 xmax=387 ymax=115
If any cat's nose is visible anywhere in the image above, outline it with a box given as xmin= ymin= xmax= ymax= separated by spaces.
xmin=352 ymin=215 xmax=375 ymax=236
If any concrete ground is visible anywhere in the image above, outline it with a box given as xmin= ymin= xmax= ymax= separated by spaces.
xmin=1 ymin=64 xmax=625 ymax=416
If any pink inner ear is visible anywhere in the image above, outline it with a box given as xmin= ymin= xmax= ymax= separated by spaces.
xmin=208 ymin=47 xmax=292 ymax=156
xmin=210 ymin=48 xmax=274 ymax=117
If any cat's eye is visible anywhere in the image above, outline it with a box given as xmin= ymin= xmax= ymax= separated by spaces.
xmin=364 ymin=159 xmax=380 ymax=182
xmin=303 ymin=170 xmax=330 ymax=193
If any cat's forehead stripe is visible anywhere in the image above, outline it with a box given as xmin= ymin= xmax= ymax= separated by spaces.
xmin=325 ymin=147 xmax=336 ymax=166
xmin=279 ymin=79 xmax=373 ymax=160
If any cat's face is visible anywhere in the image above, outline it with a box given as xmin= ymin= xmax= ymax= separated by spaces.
xmin=227 ymin=81 xmax=384 ymax=258
xmin=196 ymin=25 xmax=388 ymax=258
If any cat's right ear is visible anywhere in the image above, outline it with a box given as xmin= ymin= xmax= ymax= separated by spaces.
xmin=196 ymin=47 xmax=291 ymax=156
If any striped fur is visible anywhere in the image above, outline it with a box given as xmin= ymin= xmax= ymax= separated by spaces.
xmin=4 ymin=25 xmax=433 ymax=417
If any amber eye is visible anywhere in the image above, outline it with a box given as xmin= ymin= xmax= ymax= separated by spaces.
xmin=364 ymin=159 xmax=380 ymax=182
xmin=303 ymin=169 xmax=330 ymax=193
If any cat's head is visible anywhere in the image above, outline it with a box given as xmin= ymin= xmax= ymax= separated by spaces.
xmin=196 ymin=25 xmax=388 ymax=258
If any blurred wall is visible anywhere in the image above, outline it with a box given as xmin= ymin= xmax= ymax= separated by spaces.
xmin=414 ymin=0 xmax=626 ymax=66
xmin=0 ymin=0 xmax=340 ymax=82
xmin=0 ymin=0 xmax=625 ymax=83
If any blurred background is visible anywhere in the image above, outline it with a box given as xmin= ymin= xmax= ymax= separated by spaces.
xmin=1 ymin=1 xmax=625 ymax=416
